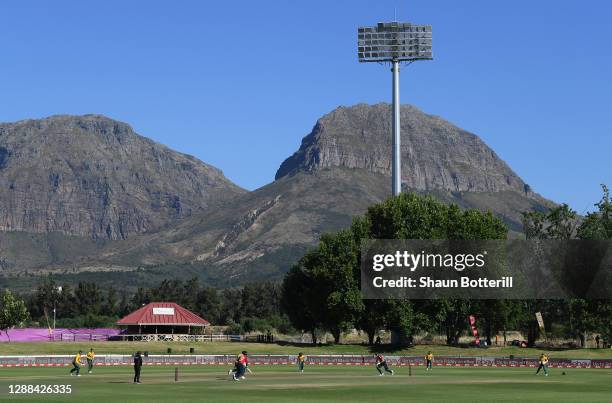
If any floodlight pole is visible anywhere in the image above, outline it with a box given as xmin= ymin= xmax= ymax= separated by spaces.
xmin=358 ymin=21 xmax=432 ymax=197
xmin=391 ymin=59 xmax=401 ymax=196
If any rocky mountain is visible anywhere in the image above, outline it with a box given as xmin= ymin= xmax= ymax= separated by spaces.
xmin=0 ymin=115 xmax=244 ymax=240
xmin=0 ymin=105 xmax=554 ymax=289
xmin=80 ymin=104 xmax=551 ymax=286
xmin=277 ymin=103 xmax=532 ymax=195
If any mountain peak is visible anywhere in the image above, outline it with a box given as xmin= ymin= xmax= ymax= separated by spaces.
xmin=0 ymin=115 xmax=244 ymax=239
xmin=275 ymin=103 xmax=532 ymax=196
xmin=2 ymin=114 xmax=143 ymax=146
xmin=5 ymin=113 xmax=130 ymax=128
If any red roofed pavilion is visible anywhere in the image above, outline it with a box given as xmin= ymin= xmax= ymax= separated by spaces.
xmin=117 ymin=302 xmax=210 ymax=335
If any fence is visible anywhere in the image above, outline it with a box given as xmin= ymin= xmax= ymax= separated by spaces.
xmin=113 ymin=334 xmax=241 ymax=342
xmin=51 ymin=333 xmax=114 ymax=342
xmin=0 ymin=329 xmax=244 ymax=343
xmin=0 ymin=354 xmax=610 ymax=368
xmin=0 ymin=328 xmax=120 ymax=343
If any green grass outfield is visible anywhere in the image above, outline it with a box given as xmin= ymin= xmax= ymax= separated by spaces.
xmin=1 ymin=341 xmax=612 ymax=359
xmin=0 ymin=365 xmax=610 ymax=403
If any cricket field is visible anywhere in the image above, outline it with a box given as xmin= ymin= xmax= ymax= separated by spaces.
xmin=1 ymin=364 xmax=610 ymax=402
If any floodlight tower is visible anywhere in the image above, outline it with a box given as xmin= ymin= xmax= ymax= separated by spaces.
xmin=358 ymin=22 xmax=433 ymax=196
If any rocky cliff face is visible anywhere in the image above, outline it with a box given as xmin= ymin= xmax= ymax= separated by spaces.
xmin=276 ymin=103 xmax=532 ymax=195
xmin=0 ymin=115 xmax=244 ymax=239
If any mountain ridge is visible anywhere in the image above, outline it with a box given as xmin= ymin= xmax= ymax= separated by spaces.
xmin=0 ymin=105 xmax=554 ymax=289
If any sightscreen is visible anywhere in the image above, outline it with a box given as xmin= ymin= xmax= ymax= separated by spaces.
xmin=358 ymin=21 xmax=433 ymax=62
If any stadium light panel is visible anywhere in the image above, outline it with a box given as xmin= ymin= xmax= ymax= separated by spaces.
xmin=357 ymin=22 xmax=433 ymax=63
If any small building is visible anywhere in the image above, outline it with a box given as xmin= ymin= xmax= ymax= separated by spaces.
xmin=117 ymin=302 xmax=210 ymax=335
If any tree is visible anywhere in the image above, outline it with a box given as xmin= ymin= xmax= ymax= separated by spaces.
xmin=491 ymin=300 xmax=524 ymax=346
xmin=545 ymin=204 xmax=577 ymax=239
xmin=593 ymin=301 xmax=612 ymax=344
xmin=357 ymin=300 xmax=391 ymax=345
xmin=281 ymin=192 xmax=508 ymax=345
xmin=522 ymin=185 xmax=611 ymax=347
xmin=281 ymin=259 xmax=323 ymax=343
xmin=433 ymin=299 xmax=473 ymax=345
xmin=311 ymin=230 xmax=363 ymax=343
xmin=57 ymin=283 xmax=77 ymax=319
xmin=577 ymin=184 xmax=612 ymax=240
xmin=522 ymin=204 xmax=576 ymax=240
xmin=195 ymin=287 xmax=221 ymax=325
xmin=181 ymin=277 xmax=200 ymax=311
xmin=363 ymin=194 xmax=507 ymax=345
xmin=118 ymin=291 xmax=133 ymax=316
xmin=521 ymin=210 xmax=547 ymax=240
xmin=131 ymin=287 xmax=151 ymax=308
xmin=241 ymin=282 xmax=282 ymax=320
xmin=384 ymin=299 xmax=417 ymax=344
xmin=74 ymin=282 xmax=103 ymax=316
xmin=0 ymin=290 xmax=29 ymax=342
xmin=102 ymin=286 xmax=119 ymax=316
xmin=470 ymin=300 xmax=525 ymax=346
xmin=568 ymin=299 xmax=603 ymax=348
xmin=281 ymin=229 xmax=364 ymax=344
xmin=566 ymin=191 xmax=611 ymax=347
xmin=32 ymin=278 xmax=60 ymax=319
xmin=365 ymin=194 xmax=507 ymax=240
xmin=219 ymin=288 xmax=243 ymax=325
xmin=151 ymin=279 xmax=183 ymax=303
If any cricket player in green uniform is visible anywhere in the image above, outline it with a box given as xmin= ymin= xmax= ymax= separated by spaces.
xmin=297 ymin=352 xmax=306 ymax=372
xmin=69 ymin=351 xmax=83 ymax=376
xmin=425 ymin=352 xmax=434 ymax=371
xmin=86 ymin=348 xmax=95 ymax=373
xmin=535 ymin=353 xmax=549 ymax=376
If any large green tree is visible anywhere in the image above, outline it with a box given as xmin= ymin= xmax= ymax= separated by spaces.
xmin=363 ymin=194 xmax=507 ymax=345
xmin=311 ymin=231 xmax=363 ymax=343
xmin=0 ymin=290 xmax=29 ymax=342
xmin=281 ymin=254 xmax=326 ymax=343
xmin=282 ymin=192 xmax=508 ymax=345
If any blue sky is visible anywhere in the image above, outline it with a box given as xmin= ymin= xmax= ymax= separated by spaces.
xmin=1 ymin=1 xmax=610 ymax=213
